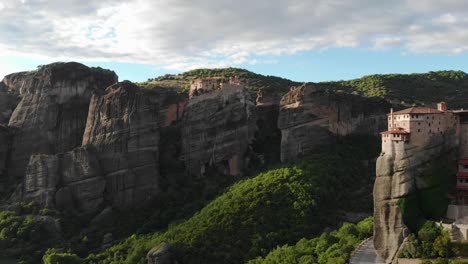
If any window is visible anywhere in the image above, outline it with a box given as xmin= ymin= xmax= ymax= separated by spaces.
xmin=418 ymin=129 xmax=421 ymax=132
xmin=418 ymin=122 xmax=421 ymax=126
xmin=464 ymin=165 xmax=468 ymax=169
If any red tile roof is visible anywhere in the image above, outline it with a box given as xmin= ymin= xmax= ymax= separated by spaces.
xmin=457 ymin=185 xmax=468 ymax=190
xmin=459 ymin=159 xmax=468 ymax=165
xmin=457 ymin=172 xmax=468 ymax=178
xmin=388 ymin=107 xmax=442 ymax=115
xmin=381 ymin=128 xmax=410 ymax=134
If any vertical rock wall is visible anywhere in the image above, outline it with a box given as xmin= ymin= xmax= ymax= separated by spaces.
xmin=4 ymin=62 xmax=117 ymax=179
xmin=278 ymin=83 xmax=390 ymax=161
xmin=82 ymin=81 xmax=161 ymax=209
xmin=373 ymin=132 xmax=457 ymax=263
xmin=182 ymin=85 xmax=257 ymax=177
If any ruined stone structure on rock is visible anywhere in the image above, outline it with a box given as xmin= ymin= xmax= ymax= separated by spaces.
xmin=374 ymin=102 xmax=468 ymax=263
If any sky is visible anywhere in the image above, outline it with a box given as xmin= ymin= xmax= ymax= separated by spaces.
xmin=2 ymin=0 xmax=468 ymax=82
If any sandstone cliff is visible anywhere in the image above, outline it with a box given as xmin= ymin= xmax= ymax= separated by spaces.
xmin=182 ymin=84 xmax=257 ymax=177
xmin=373 ymin=133 xmax=457 ymax=263
xmin=3 ymin=62 xmax=117 ymax=180
xmin=82 ymin=81 xmax=162 ymax=209
xmin=278 ymin=83 xmax=390 ymax=161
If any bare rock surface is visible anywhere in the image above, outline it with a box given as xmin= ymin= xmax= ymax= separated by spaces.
xmin=147 ymin=243 xmax=176 ymax=264
xmin=4 ymin=62 xmax=117 ymax=179
xmin=82 ymin=81 xmax=161 ymax=209
xmin=373 ymin=133 xmax=457 ymax=263
xmin=182 ymin=84 xmax=257 ymax=177
xmin=278 ymin=83 xmax=390 ymax=161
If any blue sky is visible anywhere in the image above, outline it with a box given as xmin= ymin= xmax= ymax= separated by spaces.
xmin=2 ymin=1 xmax=468 ymax=83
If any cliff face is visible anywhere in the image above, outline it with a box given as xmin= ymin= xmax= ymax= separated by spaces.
xmin=82 ymin=81 xmax=162 ymax=209
xmin=278 ymin=83 xmax=390 ymax=161
xmin=182 ymin=84 xmax=257 ymax=177
xmin=373 ymin=133 xmax=457 ymax=263
xmin=4 ymin=62 xmax=117 ymax=179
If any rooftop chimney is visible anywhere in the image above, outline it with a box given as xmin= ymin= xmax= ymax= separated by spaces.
xmin=437 ymin=102 xmax=447 ymax=112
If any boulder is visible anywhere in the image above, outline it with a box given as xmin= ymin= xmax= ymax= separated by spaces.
xmin=147 ymin=243 xmax=175 ymax=264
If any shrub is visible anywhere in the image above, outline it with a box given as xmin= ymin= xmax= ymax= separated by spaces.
xmin=42 ymin=248 xmax=83 ymax=264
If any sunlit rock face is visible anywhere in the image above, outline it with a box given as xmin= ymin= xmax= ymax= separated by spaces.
xmin=278 ymin=83 xmax=389 ymax=161
xmin=4 ymin=62 xmax=117 ymax=179
xmin=182 ymin=84 xmax=257 ymax=177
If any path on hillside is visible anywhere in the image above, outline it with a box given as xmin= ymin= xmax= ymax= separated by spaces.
xmin=350 ymin=238 xmax=385 ymax=264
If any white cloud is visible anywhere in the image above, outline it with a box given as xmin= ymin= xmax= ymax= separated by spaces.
xmin=2 ymin=0 xmax=468 ymax=71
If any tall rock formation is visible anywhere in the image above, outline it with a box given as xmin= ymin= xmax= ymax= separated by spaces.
xmin=4 ymin=62 xmax=117 ymax=179
xmin=82 ymin=81 xmax=161 ymax=209
xmin=373 ymin=128 xmax=457 ymax=263
xmin=278 ymin=83 xmax=390 ymax=161
xmin=182 ymin=83 xmax=257 ymax=177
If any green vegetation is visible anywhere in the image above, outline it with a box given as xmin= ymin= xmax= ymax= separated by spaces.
xmin=142 ymin=68 xmax=468 ymax=110
xmin=399 ymin=221 xmax=452 ymax=259
xmin=42 ymin=249 xmax=83 ymax=264
xmin=321 ymin=70 xmax=468 ymax=107
xmin=248 ymin=216 xmax=373 ymax=264
xmin=87 ymin=135 xmax=379 ymax=264
xmin=140 ymin=67 xmax=299 ymax=95
xmin=0 ymin=211 xmax=46 ymax=249
xmin=398 ymin=155 xmax=455 ymax=232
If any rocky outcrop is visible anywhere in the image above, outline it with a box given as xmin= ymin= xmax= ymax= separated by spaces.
xmin=0 ymin=82 xmax=19 ymax=124
xmin=147 ymin=243 xmax=175 ymax=264
xmin=82 ymin=81 xmax=161 ymax=209
xmin=373 ymin=133 xmax=457 ymax=263
xmin=4 ymin=62 xmax=117 ymax=179
xmin=0 ymin=126 xmax=12 ymax=194
xmin=21 ymin=147 xmax=105 ymax=214
xmin=182 ymin=84 xmax=257 ymax=177
xmin=278 ymin=83 xmax=390 ymax=161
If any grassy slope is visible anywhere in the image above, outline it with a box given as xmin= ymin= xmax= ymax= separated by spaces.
xmin=88 ymin=135 xmax=379 ymax=264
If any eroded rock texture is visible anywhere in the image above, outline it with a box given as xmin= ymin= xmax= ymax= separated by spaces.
xmin=278 ymin=83 xmax=389 ymax=161
xmin=0 ymin=126 xmax=12 ymax=194
xmin=82 ymin=81 xmax=161 ymax=209
xmin=182 ymin=85 xmax=257 ymax=177
xmin=373 ymin=134 xmax=457 ymax=263
xmin=4 ymin=62 xmax=117 ymax=179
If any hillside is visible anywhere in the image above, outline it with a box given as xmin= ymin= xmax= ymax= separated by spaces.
xmin=143 ymin=69 xmax=468 ymax=109
xmin=140 ymin=67 xmax=299 ymax=95
xmin=84 ymin=135 xmax=379 ymax=264
xmin=320 ymin=70 xmax=468 ymax=108
xmin=2 ymin=63 xmax=468 ymax=263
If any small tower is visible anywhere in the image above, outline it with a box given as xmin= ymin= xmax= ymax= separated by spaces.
xmin=437 ymin=102 xmax=448 ymax=112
